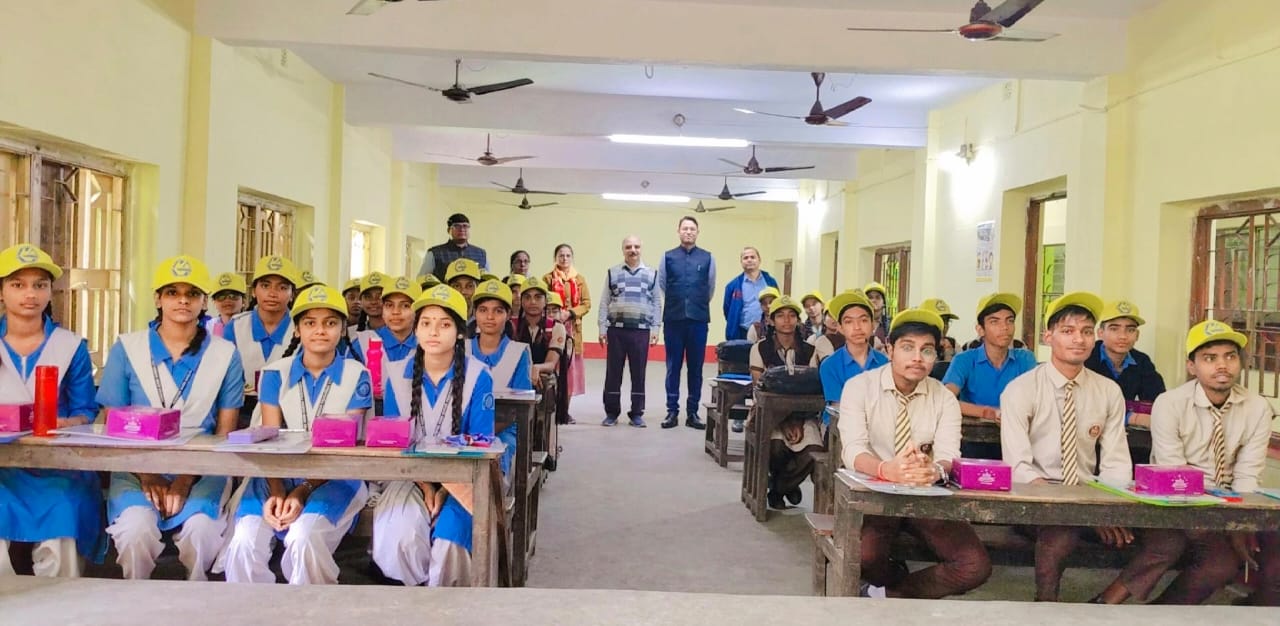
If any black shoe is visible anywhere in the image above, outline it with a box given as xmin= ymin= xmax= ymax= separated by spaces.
xmin=731 ymin=419 xmax=744 ymax=433
xmin=767 ymin=490 xmax=786 ymax=509
xmin=786 ymin=487 xmax=802 ymax=506
xmin=629 ymin=416 xmax=647 ymax=428
xmin=661 ymin=412 xmax=679 ymax=429
xmin=685 ymin=415 xmax=706 ymax=430
xmin=602 ymin=416 xmax=618 ymax=427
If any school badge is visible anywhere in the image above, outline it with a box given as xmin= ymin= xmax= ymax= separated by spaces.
xmin=171 ymin=258 xmax=192 ymax=277
xmin=1203 ymin=321 xmax=1228 ymax=336
xmin=16 ymin=245 xmax=38 ymax=263
xmin=1088 ymin=423 xmax=1102 ymax=439
xmin=368 ymin=273 xmax=382 ymax=285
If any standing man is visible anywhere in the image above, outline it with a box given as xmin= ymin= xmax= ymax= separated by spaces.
xmin=598 ymin=235 xmax=662 ymax=428
xmin=418 ymin=213 xmax=488 ymax=282
xmin=722 ymin=247 xmax=777 ymax=341
xmin=658 ymin=216 xmax=716 ymax=430
xmin=1084 ymin=300 xmax=1165 ymax=429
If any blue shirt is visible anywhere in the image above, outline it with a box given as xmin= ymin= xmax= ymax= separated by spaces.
xmin=469 ymin=336 xmax=534 ymax=391
xmin=374 ymin=326 xmax=417 ymax=363
xmin=942 ymin=345 xmax=1038 ymax=408
xmin=224 ymin=309 xmax=292 ymax=360
xmin=1099 ymin=349 xmax=1136 ymax=379
xmin=258 ymin=352 xmax=372 ymax=415
xmin=819 ymin=345 xmax=889 ymax=408
xmin=383 ymin=359 xmax=496 ymax=439
xmin=738 ymin=274 xmax=767 ymax=330
xmin=96 ymin=324 xmax=245 ymax=433
xmin=0 ymin=316 xmax=97 ymax=418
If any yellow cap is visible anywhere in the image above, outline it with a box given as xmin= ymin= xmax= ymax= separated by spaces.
xmin=547 ymin=292 xmax=565 ymax=308
xmin=473 ymin=279 xmax=513 ymax=308
xmin=864 ymin=282 xmax=887 ymax=298
xmin=211 ymin=272 xmax=247 ymax=295
xmin=1185 ymin=320 xmax=1247 ymax=357
xmin=505 ymin=274 xmax=527 ymax=288
xmin=252 ymin=255 xmax=300 ymax=286
xmin=800 ymin=290 xmax=826 ymax=307
xmin=152 ymin=255 xmax=214 ymax=294
xmin=976 ymin=292 xmax=1022 ymax=321
xmin=342 ymin=278 xmax=361 ymax=293
xmin=521 ymin=275 xmax=549 ymax=297
xmin=1099 ymin=300 xmax=1145 ymax=326
xmin=889 ymin=308 xmax=945 ymax=334
xmin=757 ymin=286 xmax=781 ymax=303
xmin=920 ymin=297 xmax=958 ymax=321
xmin=1044 ymin=291 xmax=1104 ymax=326
xmin=769 ymin=295 xmax=803 ymax=318
xmin=412 ymin=284 xmax=468 ymax=321
xmin=360 ymin=271 xmax=392 ymax=294
xmin=826 ymin=291 xmax=874 ymax=321
xmin=291 ymin=284 xmax=348 ymax=319
xmin=381 ymin=275 xmax=421 ymax=302
xmin=480 ymin=270 xmax=501 ymax=283
xmin=0 ymin=244 xmax=62 ymax=281
xmin=417 ymin=273 xmax=442 ymax=288
xmin=298 ymin=270 xmax=321 ymax=289
xmin=445 ymin=258 xmax=483 ymax=283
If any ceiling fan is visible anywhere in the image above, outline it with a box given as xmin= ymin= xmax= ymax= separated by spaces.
xmin=720 ymin=145 xmax=815 ymax=176
xmin=734 ymin=73 xmax=871 ymax=127
xmin=691 ymin=200 xmax=734 ymax=214
xmin=347 ymin=0 xmax=438 ymax=17
xmin=369 ymin=59 xmax=533 ymax=103
xmin=495 ymin=194 xmax=558 ymax=211
xmin=684 ymin=178 xmax=766 ymax=201
xmin=847 ymin=0 xmax=1057 ymax=43
xmin=423 ymin=134 xmax=536 ymax=167
xmin=491 ymin=169 xmax=565 ymax=195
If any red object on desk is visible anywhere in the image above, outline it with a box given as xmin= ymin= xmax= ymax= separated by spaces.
xmin=33 ymin=365 xmax=59 ymax=437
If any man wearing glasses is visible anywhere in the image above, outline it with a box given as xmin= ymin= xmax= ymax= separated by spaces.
xmin=419 ymin=213 xmax=489 ymax=282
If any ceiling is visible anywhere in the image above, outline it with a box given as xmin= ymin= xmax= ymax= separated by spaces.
xmin=196 ymin=0 xmax=1159 ymax=199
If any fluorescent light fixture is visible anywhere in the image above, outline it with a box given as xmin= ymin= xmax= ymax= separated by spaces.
xmin=607 ymin=134 xmax=749 ymax=148
xmin=602 ymin=193 xmax=691 ymax=203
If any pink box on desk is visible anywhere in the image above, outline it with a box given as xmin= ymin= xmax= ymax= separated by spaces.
xmin=106 ymin=406 xmax=181 ymax=440
xmin=365 ymin=417 xmax=411 ymax=448
xmin=311 ymin=415 xmax=358 ymax=447
xmin=1126 ymin=400 xmax=1153 ymax=415
xmin=1134 ymin=464 xmax=1205 ymax=496
xmin=0 ymin=404 xmax=33 ymax=432
xmin=950 ymin=458 xmax=1012 ymax=491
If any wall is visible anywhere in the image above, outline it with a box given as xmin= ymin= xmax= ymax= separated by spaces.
xmin=844 ymin=149 xmax=924 ymax=298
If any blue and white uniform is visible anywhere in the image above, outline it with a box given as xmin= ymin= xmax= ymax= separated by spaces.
xmin=222 ymin=352 xmax=371 ymax=584
xmin=372 ymin=356 xmax=495 ymax=587
xmin=466 ymin=336 xmax=532 ymax=479
xmin=0 ymin=317 xmax=101 ymax=577
xmin=97 ymin=323 xmax=243 ymax=580
xmin=225 ymin=309 xmax=294 ymax=399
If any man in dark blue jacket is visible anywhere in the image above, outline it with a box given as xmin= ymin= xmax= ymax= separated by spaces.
xmin=658 ymin=216 xmax=716 ymax=429
xmin=1084 ymin=300 xmax=1165 ymax=464
xmin=722 ymin=246 xmax=778 ymax=341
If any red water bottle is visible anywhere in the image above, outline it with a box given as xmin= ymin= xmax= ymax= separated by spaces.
xmin=33 ymin=365 xmax=59 ymax=436
xmin=367 ymin=338 xmax=384 ymax=398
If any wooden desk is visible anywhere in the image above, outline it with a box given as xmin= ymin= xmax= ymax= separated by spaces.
xmin=494 ymin=392 xmax=542 ymax=587
xmin=535 ymin=374 xmax=558 ymax=471
xmin=960 ymin=417 xmax=1153 ymax=450
xmin=705 ymin=379 xmax=750 ymax=467
xmin=827 ymin=469 xmax=1280 ymax=596
xmin=741 ymin=391 xmax=826 ymax=522
xmin=0 ymin=435 xmax=505 ymax=587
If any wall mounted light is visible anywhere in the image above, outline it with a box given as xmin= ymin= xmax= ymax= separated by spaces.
xmin=956 ymin=142 xmax=978 ymax=165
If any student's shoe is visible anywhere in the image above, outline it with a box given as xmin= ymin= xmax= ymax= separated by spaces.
xmin=629 ymin=416 xmax=647 ymax=428
xmin=731 ymin=419 xmax=744 ymax=433
xmin=602 ymin=416 xmax=618 ymax=427
xmin=661 ymin=412 xmax=679 ymax=429
xmin=767 ymin=490 xmax=786 ymax=509
xmin=685 ymin=414 xmax=706 ymax=430
xmin=786 ymin=487 xmax=802 ymax=506
xmin=858 ymin=582 xmax=886 ymax=599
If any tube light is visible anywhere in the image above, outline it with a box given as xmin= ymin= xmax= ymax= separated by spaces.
xmin=607 ymin=134 xmax=749 ymax=148
xmin=601 ymin=193 xmax=691 ymax=203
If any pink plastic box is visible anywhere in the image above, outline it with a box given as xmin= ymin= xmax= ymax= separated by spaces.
xmin=1126 ymin=400 xmax=1154 ymax=415
xmin=106 ymin=406 xmax=181 ymax=440
xmin=949 ymin=458 xmax=1012 ymax=491
xmin=311 ymin=415 xmax=358 ymax=447
xmin=365 ymin=417 xmax=411 ymax=448
xmin=1134 ymin=464 xmax=1205 ymax=496
xmin=0 ymin=404 xmax=33 ymax=432
xmin=226 ymin=426 xmax=279 ymax=444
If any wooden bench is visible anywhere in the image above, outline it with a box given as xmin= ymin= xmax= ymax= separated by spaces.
xmin=704 ymin=379 xmax=750 ymax=467
xmin=495 ymin=391 xmax=541 ymax=587
xmin=741 ymin=390 xmax=825 ymax=522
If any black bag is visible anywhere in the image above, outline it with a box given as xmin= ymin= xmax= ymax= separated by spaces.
xmin=716 ymin=340 xmax=754 ymax=374
xmin=758 ymin=365 xmax=822 ymax=395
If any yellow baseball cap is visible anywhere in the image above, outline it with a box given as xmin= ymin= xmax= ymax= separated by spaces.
xmin=381 ymin=275 xmax=421 ymax=302
xmin=480 ymin=270 xmax=501 ymax=283
xmin=413 ymin=284 xmax=468 ymax=321
xmin=360 ymin=271 xmax=391 ymax=294
xmin=1044 ymin=291 xmax=1104 ymax=325
xmin=547 ymin=292 xmax=565 ymax=308
xmin=768 ymin=295 xmax=803 ymax=319
xmin=342 ymin=278 xmax=361 ymax=293
xmin=976 ymin=292 xmax=1022 ymax=321
xmin=298 ymin=270 xmax=321 ymax=290
xmin=417 ymin=273 xmax=441 ymax=289
xmin=864 ymin=282 xmax=888 ymax=298
xmin=505 ymin=274 xmax=527 ymax=288
xmin=291 ymin=284 xmax=348 ymax=319
xmin=826 ymin=290 xmax=874 ymax=321
xmin=211 ymin=272 xmax=247 ymax=295
xmin=445 ymin=258 xmax=483 ymax=283
xmin=920 ymin=297 xmax=958 ymax=321
xmin=473 ymin=279 xmax=513 ymax=308
xmin=889 ymin=308 xmax=945 ymax=334
xmin=152 ymin=255 xmax=214 ymax=294
xmin=1099 ymin=300 xmax=1146 ymax=326
xmin=1185 ymin=319 xmax=1247 ymax=357
xmin=757 ymin=286 xmax=781 ymax=303
xmin=252 ymin=255 xmax=300 ymax=286
xmin=0 ymin=244 xmax=62 ymax=281
xmin=521 ymin=275 xmax=549 ymax=297
xmin=800 ymin=290 xmax=825 ymax=307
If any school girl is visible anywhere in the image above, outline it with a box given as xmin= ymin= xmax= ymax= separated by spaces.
xmin=467 ymin=279 xmax=534 ymax=482
xmin=226 ymin=255 xmax=300 ymax=424
xmin=356 ymin=271 xmax=391 ymax=332
xmin=207 ymin=272 xmax=247 ymax=339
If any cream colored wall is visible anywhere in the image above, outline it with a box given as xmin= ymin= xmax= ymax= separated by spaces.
xmin=844 ymin=149 xmax=923 ymax=297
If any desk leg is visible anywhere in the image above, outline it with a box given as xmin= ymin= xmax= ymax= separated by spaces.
xmin=832 ymin=498 xmax=863 ymax=596
xmin=472 ymin=460 xmax=494 ymax=587
xmin=752 ymin=404 xmax=769 ymax=523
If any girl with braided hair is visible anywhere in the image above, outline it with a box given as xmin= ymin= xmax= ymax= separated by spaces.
xmin=371 ymin=284 xmax=495 ymax=587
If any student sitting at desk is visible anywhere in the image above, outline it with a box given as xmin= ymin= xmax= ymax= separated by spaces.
xmin=745 ymin=287 xmax=780 ymax=343
xmin=1000 ymin=292 xmax=1133 ymax=603
xmin=467 ymin=279 xmax=534 ymax=483
xmin=818 ymin=290 xmax=888 ymax=431
xmin=839 ymin=308 xmax=991 ymax=599
xmin=226 ymin=255 xmax=300 ymax=426
xmin=1084 ymin=300 xmax=1165 ymax=431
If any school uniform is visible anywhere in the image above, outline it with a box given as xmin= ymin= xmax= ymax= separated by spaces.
xmin=222 ymin=353 xmax=372 ymax=585
xmin=467 ymin=336 xmax=533 ymax=481
xmin=818 ymin=343 xmax=888 ymax=413
xmin=810 ymin=332 xmax=845 ymax=364
xmin=371 ymin=356 xmax=495 ymax=587
xmin=838 ymin=367 xmax=990 ymax=598
xmin=749 ymin=336 xmax=823 ymax=502
xmin=999 ymin=363 xmax=1132 ymax=601
xmin=0 ymin=317 xmax=102 ymax=577
xmin=97 ymin=324 xmax=244 ymax=580
xmin=225 ymin=309 xmax=294 ymax=422
xmin=944 ymin=345 xmax=1037 ymax=458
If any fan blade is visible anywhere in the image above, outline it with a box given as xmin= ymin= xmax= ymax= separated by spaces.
xmin=467 ymin=78 xmax=534 ymax=95
xmin=718 ymin=158 xmax=749 ymax=169
xmin=529 ymin=202 xmax=559 ymax=208
xmin=346 ymin=0 xmax=385 ymax=15
xmin=705 ymin=206 xmax=735 ymax=212
xmin=980 ymin=0 xmax=1047 ymax=28
xmin=490 ymin=182 xmax=515 ymax=191
xmin=735 ymin=109 xmax=806 ymax=121
xmin=492 ymin=156 xmax=536 ymax=164
xmin=732 ymin=191 xmax=767 ymax=198
xmin=421 ymin=152 xmax=474 ymax=161
xmin=524 ymin=189 xmax=566 ymax=196
xmin=846 ymin=27 xmax=958 ymax=34
xmin=823 ymin=96 xmax=872 ymax=120
xmin=991 ymin=28 xmax=1058 ymax=42
xmin=763 ymin=165 xmax=816 ymax=173
xmin=368 ymin=72 xmax=439 ymax=91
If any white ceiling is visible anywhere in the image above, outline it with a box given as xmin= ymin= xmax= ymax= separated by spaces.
xmin=646 ymin=0 xmax=1161 ymax=19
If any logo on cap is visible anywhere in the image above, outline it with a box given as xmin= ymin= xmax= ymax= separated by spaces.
xmin=301 ymin=271 xmax=315 ymax=283
xmin=394 ymin=277 xmax=410 ymax=289
xmin=267 ymin=257 xmax=283 ymax=271
xmin=16 ymin=245 xmax=38 ymax=264
xmin=1115 ymin=301 xmax=1132 ymax=314
xmin=485 ymin=282 xmax=500 ymax=294
xmin=935 ymin=301 xmax=951 ymax=314
xmin=219 ymin=275 xmax=232 ymax=287
xmin=1204 ymin=321 xmax=1228 ymax=336
xmin=433 ymin=286 xmax=452 ymax=299
xmin=172 ymin=258 xmax=192 ymax=277
xmin=454 ymin=260 xmax=467 ymax=272
xmin=307 ymin=286 xmax=328 ymax=302
xmin=368 ymin=274 xmax=382 ymax=286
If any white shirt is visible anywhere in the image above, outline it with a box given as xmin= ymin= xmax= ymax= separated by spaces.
xmin=1150 ymin=380 xmax=1274 ymax=492
xmin=838 ymin=366 xmax=962 ymax=470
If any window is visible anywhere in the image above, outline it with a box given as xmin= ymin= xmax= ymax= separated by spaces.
xmin=0 ymin=151 xmax=31 ymax=249
xmin=350 ymin=224 xmax=373 ymax=280
xmin=873 ymin=245 xmax=911 ymax=319
xmin=405 ymin=235 xmax=426 ymax=278
xmin=236 ymin=193 xmax=295 ymax=284
xmin=1039 ymin=244 xmax=1066 ymax=327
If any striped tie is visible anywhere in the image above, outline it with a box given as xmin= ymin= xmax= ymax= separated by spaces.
xmin=1060 ymin=380 xmax=1080 ymax=486
xmin=1210 ymin=404 xmax=1233 ymax=489
xmin=893 ymin=391 xmax=918 ymax=455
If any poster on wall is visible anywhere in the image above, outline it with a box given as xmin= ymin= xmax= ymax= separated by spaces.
xmin=976 ymin=221 xmax=995 ymax=282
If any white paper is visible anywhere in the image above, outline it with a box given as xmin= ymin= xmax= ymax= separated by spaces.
xmin=48 ymin=424 xmax=202 ymax=448
xmin=842 ymin=469 xmax=954 ymax=497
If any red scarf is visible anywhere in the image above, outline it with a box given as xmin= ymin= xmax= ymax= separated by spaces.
xmin=549 ymin=268 xmax=579 ymax=310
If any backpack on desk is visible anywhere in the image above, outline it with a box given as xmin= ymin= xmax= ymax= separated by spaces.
xmin=757 ymin=365 xmax=822 ymax=395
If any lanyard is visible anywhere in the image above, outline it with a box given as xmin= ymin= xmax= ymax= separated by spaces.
xmin=415 ymin=387 xmax=453 ymax=443
xmin=152 ymin=362 xmax=194 ymax=410
xmin=297 ymin=379 xmax=334 ymax=431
